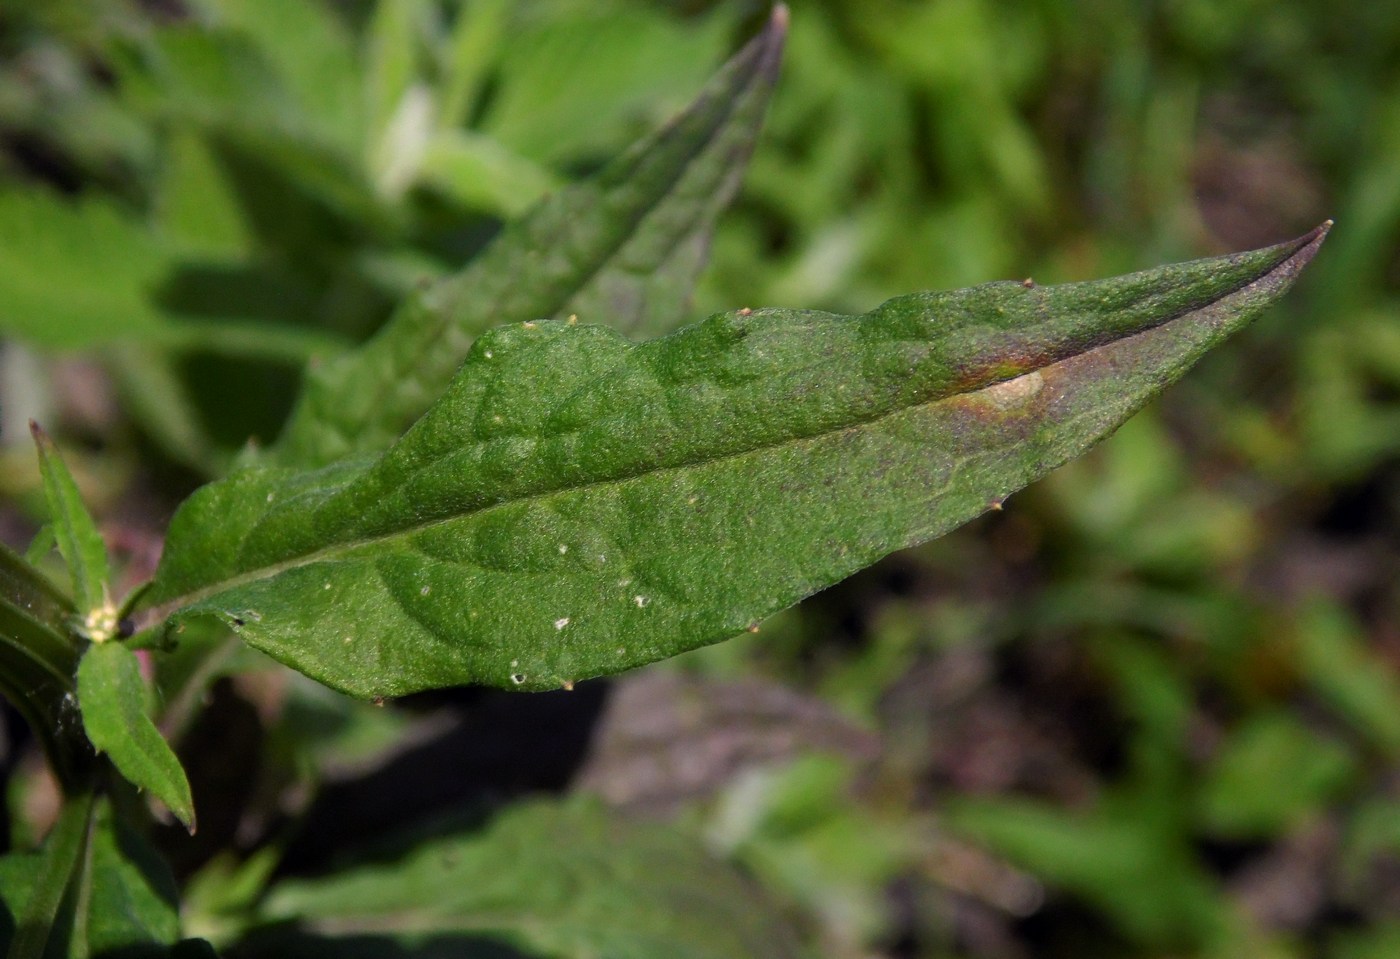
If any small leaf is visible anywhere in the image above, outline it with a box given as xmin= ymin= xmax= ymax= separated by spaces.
xmin=77 ymin=642 xmax=196 ymax=832
xmin=256 ymin=799 xmax=802 ymax=959
xmin=273 ymin=7 xmax=789 ymax=467
xmin=150 ymin=227 xmax=1328 ymax=700
xmin=0 ymin=541 xmax=85 ymax=789
xmin=22 ymin=525 xmax=56 ymax=567
xmin=1195 ymin=711 xmax=1357 ymax=838
xmin=31 ymin=422 xmax=112 ymax=630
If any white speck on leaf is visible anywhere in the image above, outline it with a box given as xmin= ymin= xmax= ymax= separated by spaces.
xmin=633 ymin=595 xmax=650 ymax=608
xmin=554 ymin=617 xmax=570 ymax=630
xmin=484 ymin=350 xmax=493 ymax=358
xmin=420 ymin=586 xmax=431 ymax=596
xmin=558 ymin=544 xmax=568 ymax=554
xmin=510 ymin=673 xmax=525 ymax=685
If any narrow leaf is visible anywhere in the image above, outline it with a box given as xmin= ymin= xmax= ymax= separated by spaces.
xmin=80 ymin=799 xmax=183 ymax=955
xmin=0 ymin=539 xmax=74 ymax=636
xmin=1 ymin=797 xmax=184 ymax=959
xmin=257 ymin=799 xmax=802 ymax=959
xmin=77 ymin=643 xmax=196 ymax=832
xmin=150 ymin=226 xmax=1328 ymax=699
xmin=31 ymin=423 xmax=111 ymax=626
xmin=5 ymin=791 xmax=95 ymax=959
xmin=0 ymin=542 xmax=85 ymax=789
xmin=273 ymin=7 xmax=789 ymax=468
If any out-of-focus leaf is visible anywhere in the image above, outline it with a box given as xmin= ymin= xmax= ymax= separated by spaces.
xmin=0 ymin=190 xmax=170 ymax=349
xmin=1195 ymin=711 xmax=1358 ymax=838
xmin=3 ymin=791 xmax=93 ymax=959
xmin=82 ymin=800 xmax=184 ymax=955
xmin=946 ymin=794 xmax=1227 ymax=946
xmin=31 ymin=422 xmax=110 ymax=621
xmin=481 ymin=6 xmax=735 ymax=165
xmin=114 ymin=26 xmax=389 ymax=236
xmin=1 ymin=795 xmax=186 ymax=958
xmin=417 ymin=131 xmax=559 ymax=218
xmin=77 ymin=642 xmax=196 ymax=831
xmin=273 ymin=9 xmax=789 ymax=467
xmin=157 ymin=131 xmax=253 ymax=258
xmin=1292 ymin=599 xmax=1400 ymax=756
xmin=257 ymin=799 xmax=802 ymax=959
xmin=150 ymin=227 xmax=1327 ymax=699
xmin=195 ymin=0 xmax=362 ymax=151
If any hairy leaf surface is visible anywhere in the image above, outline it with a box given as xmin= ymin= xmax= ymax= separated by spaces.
xmin=256 ymin=799 xmax=801 ymax=959
xmin=32 ymin=424 xmax=110 ymax=619
xmin=273 ymin=8 xmax=789 ymax=468
xmin=150 ymin=227 xmax=1328 ymax=698
xmin=77 ymin=642 xmax=195 ymax=832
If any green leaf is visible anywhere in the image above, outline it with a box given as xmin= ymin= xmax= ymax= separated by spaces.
xmin=1 ymin=796 xmax=186 ymax=959
xmin=0 ymin=190 xmax=170 ymax=350
xmin=77 ymin=643 xmax=196 ymax=833
xmin=31 ymin=423 xmax=111 ymax=625
xmin=4 ymin=792 xmax=94 ymax=959
xmin=273 ymin=8 xmax=789 ymax=468
xmin=945 ymin=793 xmax=1226 ymax=946
xmin=1195 ymin=711 xmax=1358 ymax=839
xmin=149 ymin=226 xmax=1328 ymax=699
xmin=0 ymin=542 xmax=85 ymax=789
xmin=256 ymin=799 xmax=801 ymax=959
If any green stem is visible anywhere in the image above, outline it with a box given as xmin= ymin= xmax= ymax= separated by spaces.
xmin=7 ymin=790 xmax=96 ymax=959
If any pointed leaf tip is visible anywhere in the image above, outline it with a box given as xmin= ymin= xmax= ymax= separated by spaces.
xmin=155 ymin=230 xmax=1326 ymax=699
xmin=31 ymin=420 xmax=112 ymax=623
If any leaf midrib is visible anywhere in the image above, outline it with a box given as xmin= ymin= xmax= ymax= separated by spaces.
xmin=167 ymin=272 xmax=1260 ymax=614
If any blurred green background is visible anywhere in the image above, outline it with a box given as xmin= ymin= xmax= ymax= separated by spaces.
xmin=1 ymin=1 xmax=1399 ymax=957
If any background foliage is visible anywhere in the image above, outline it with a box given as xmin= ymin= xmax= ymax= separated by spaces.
xmin=0 ymin=1 xmax=1397 ymax=957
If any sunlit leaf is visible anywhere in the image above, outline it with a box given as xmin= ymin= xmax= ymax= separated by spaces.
xmin=150 ymin=226 xmax=1327 ymax=699
xmin=274 ymin=8 xmax=789 ymax=467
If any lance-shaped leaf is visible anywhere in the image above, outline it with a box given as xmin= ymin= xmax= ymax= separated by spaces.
xmin=1 ymin=795 xmax=186 ymax=958
xmin=149 ymin=226 xmax=1329 ymax=699
xmin=31 ymin=422 xmax=111 ymax=623
xmin=77 ymin=642 xmax=196 ymax=833
xmin=4 ymin=792 xmax=94 ymax=959
xmin=273 ymin=6 xmax=789 ymax=469
xmin=255 ymin=799 xmax=802 ymax=959
xmin=0 ymin=542 xmax=86 ymax=789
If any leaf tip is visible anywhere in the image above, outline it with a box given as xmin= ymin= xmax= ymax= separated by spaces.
xmin=1267 ymin=219 xmax=1332 ymax=286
